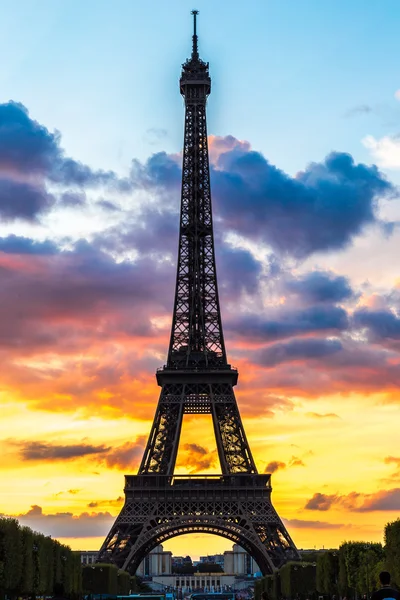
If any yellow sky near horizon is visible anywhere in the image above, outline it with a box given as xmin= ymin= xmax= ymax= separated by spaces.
xmin=2 ymin=385 xmax=399 ymax=559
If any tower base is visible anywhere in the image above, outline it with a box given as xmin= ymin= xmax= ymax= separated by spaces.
xmin=97 ymin=474 xmax=300 ymax=574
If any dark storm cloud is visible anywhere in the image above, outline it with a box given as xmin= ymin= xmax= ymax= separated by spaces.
xmin=229 ymin=305 xmax=348 ymax=342
xmin=354 ymin=308 xmax=400 ymax=341
xmin=257 ymin=338 xmax=343 ymax=367
xmin=16 ymin=441 xmax=111 ymax=461
xmin=286 ymin=271 xmax=354 ymax=303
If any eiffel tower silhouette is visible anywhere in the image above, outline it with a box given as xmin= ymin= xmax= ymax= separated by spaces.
xmin=97 ymin=11 xmax=300 ymax=574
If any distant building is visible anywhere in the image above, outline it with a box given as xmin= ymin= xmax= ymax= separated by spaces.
xmin=136 ymin=545 xmax=172 ymax=576
xmin=199 ymin=554 xmax=224 ymax=567
xmin=223 ymin=544 xmax=260 ymax=575
xmin=152 ymin=572 xmax=232 ymax=593
xmin=80 ymin=551 xmax=98 ymax=565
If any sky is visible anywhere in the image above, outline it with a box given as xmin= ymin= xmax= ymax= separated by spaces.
xmin=1 ymin=0 xmax=400 ymax=561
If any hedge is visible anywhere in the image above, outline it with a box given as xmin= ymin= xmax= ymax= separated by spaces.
xmin=0 ymin=517 xmax=82 ymax=597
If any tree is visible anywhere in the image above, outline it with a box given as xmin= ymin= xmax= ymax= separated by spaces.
xmin=172 ymin=564 xmax=195 ymax=574
xmin=197 ymin=562 xmax=223 ymax=573
xmin=82 ymin=564 xmax=118 ymax=595
xmin=385 ymin=519 xmax=400 ymax=587
xmin=0 ymin=518 xmax=23 ymax=596
xmin=317 ymin=551 xmax=339 ymax=595
xmin=280 ymin=562 xmax=316 ymax=599
xmin=339 ymin=542 xmax=384 ymax=598
xmin=19 ymin=526 xmax=34 ymax=595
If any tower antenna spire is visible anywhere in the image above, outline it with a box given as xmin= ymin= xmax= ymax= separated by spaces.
xmin=191 ymin=9 xmax=199 ymax=59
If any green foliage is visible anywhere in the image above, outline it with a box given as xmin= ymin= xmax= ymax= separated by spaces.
xmin=82 ymin=563 xmax=118 ymax=595
xmin=385 ymin=518 xmax=400 ymax=587
xmin=339 ymin=541 xmax=384 ymax=597
xmin=117 ymin=570 xmax=131 ymax=595
xmin=0 ymin=518 xmax=23 ymax=593
xmin=19 ymin=526 xmax=34 ymax=594
xmin=280 ymin=562 xmax=316 ymax=598
xmin=316 ymin=551 xmax=339 ymax=594
xmin=172 ymin=563 xmax=196 ymax=574
xmin=254 ymin=578 xmax=262 ymax=600
xmin=197 ymin=562 xmax=223 ymax=573
xmin=0 ymin=516 xmax=81 ymax=596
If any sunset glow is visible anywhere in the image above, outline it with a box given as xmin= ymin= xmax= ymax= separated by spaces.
xmin=1 ymin=0 xmax=400 ymax=560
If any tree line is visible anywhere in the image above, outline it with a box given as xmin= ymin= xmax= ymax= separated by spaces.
xmin=255 ymin=518 xmax=400 ymax=600
xmin=0 ymin=516 xmax=153 ymax=599
xmin=0 ymin=517 xmax=81 ymax=598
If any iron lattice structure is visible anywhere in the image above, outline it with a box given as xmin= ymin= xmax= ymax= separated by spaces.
xmin=98 ymin=11 xmax=300 ymax=575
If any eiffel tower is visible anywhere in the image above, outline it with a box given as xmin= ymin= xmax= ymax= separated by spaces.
xmin=97 ymin=11 xmax=300 ymax=575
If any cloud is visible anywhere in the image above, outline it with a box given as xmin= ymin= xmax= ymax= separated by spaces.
xmin=211 ymin=142 xmax=392 ymax=257
xmin=286 ymin=270 xmax=354 ymax=304
xmin=395 ymin=90 xmax=400 ymax=102
xmin=0 ymin=101 xmax=124 ymax=221
xmin=289 ymin=456 xmax=306 ymax=468
xmin=283 ymin=518 xmax=346 ymax=530
xmin=305 ymin=489 xmax=400 ymax=512
xmin=305 ymin=493 xmax=337 ymax=511
xmin=87 ymin=497 xmax=123 ymax=508
xmin=145 ymin=128 xmax=168 ymax=145
xmin=0 ymin=102 xmax=118 ymax=187
xmin=177 ymin=443 xmax=218 ymax=474
xmin=363 ymin=134 xmax=400 ymax=169
xmin=14 ymin=505 xmax=115 ymax=538
xmin=264 ymin=461 xmax=286 ymax=474
xmin=354 ymin=308 xmax=400 ymax=341
xmin=16 ymin=441 xmax=111 ymax=461
xmin=230 ymin=306 xmax=348 ymax=343
xmin=0 ymin=178 xmax=55 ymax=221
xmin=257 ymin=338 xmax=343 ymax=368
xmin=103 ymin=437 xmax=147 ymax=470
xmin=355 ymin=488 xmax=400 ymax=512
xmin=9 ymin=437 xmax=147 ymax=471
xmin=0 ymin=235 xmax=58 ymax=255
xmin=127 ymin=137 xmax=393 ymax=258
xmin=344 ymin=105 xmax=373 ymax=118
xmin=306 ymin=412 xmax=340 ymax=419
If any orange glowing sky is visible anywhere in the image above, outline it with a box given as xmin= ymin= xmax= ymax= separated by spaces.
xmin=2 ymin=6 xmax=400 ymax=562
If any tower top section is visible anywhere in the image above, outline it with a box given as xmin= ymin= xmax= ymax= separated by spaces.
xmin=180 ymin=10 xmax=211 ymax=100
xmin=191 ymin=9 xmax=199 ymax=60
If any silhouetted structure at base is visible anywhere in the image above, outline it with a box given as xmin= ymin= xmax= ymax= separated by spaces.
xmin=97 ymin=11 xmax=300 ymax=574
